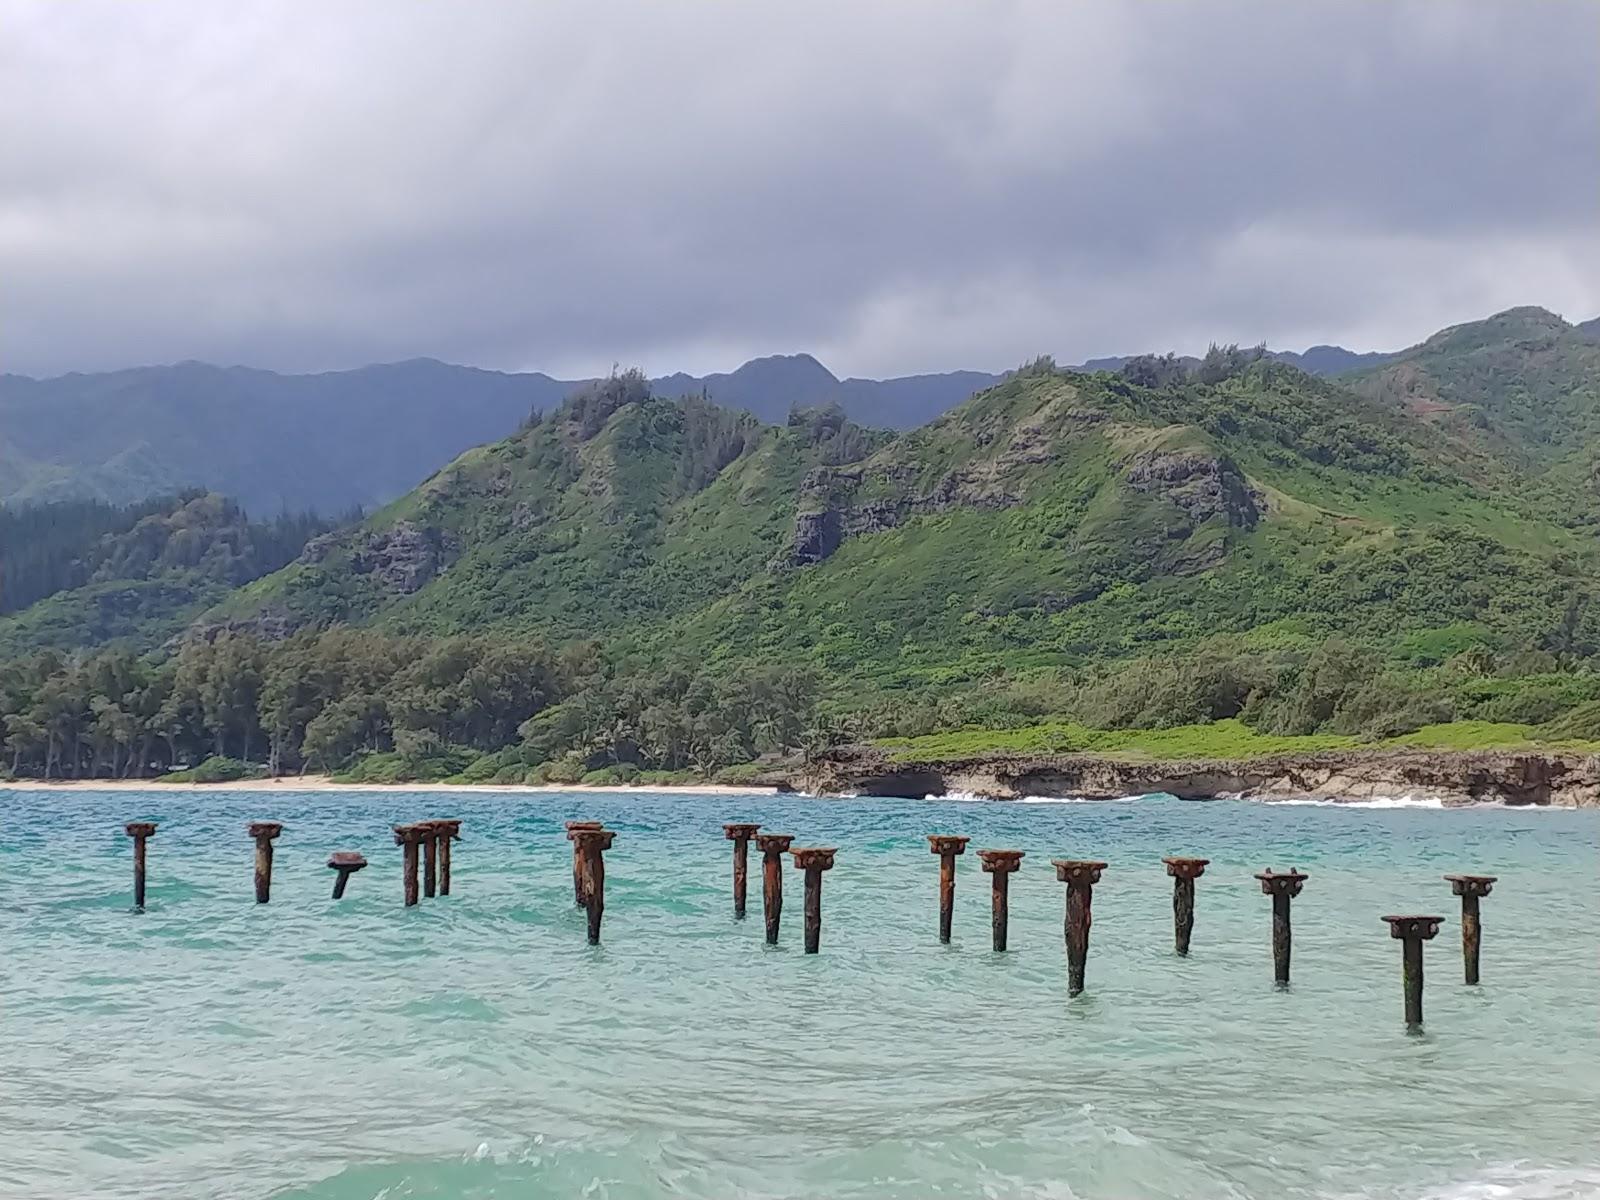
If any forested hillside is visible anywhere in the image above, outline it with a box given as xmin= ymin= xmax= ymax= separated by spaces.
xmin=6 ymin=308 xmax=1600 ymax=784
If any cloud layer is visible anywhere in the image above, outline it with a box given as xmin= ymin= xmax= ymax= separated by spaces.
xmin=3 ymin=0 xmax=1597 ymax=378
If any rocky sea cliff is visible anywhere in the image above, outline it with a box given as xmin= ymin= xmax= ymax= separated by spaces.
xmin=804 ymin=746 xmax=1600 ymax=806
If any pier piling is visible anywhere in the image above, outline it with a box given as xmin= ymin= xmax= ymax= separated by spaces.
xmin=248 ymin=821 xmax=283 ymax=903
xmin=124 ymin=821 xmax=157 ymax=910
xmin=976 ymin=850 xmax=1025 ymax=952
xmin=433 ymin=820 xmax=461 ymax=895
xmin=393 ymin=824 xmax=427 ymax=907
xmin=1383 ymin=914 xmax=1444 ymax=1028
xmin=327 ymin=851 xmax=368 ymax=899
xmin=1444 ymin=874 xmax=1496 ymax=984
xmin=1162 ymin=857 xmax=1209 ymax=956
xmin=790 ymin=847 xmax=838 ymax=953
xmin=1255 ymin=869 xmax=1308 ymax=985
xmin=723 ymin=823 xmax=762 ymax=919
xmin=1053 ymin=860 xmax=1108 ymax=996
xmin=566 ymin=821 xmax=603 ymax=907
xmin=421 ymin=821 xmax=440 ymax=899
xmin=755 ymin=833 xmax=794 ymax=944
xmin=570 ymin=828 xmax=616 ymax=945
xmin=927 ymin=835 xmax=970 ymax=944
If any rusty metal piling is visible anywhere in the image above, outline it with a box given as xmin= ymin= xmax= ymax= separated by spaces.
xmin=327 ymin=851 xmax=367 ymax=899
xmin=1256 ymin=869 xmax=1308 ymax=985
xmin=421 ymin=822 xmax=440 ymax=899
xmin=1383 ymin=914 xmax=1444 ymax=1028
xmin=927 ymin=835 xmax=970 ymax=944
xmin=976 ymin=850 xmax=1024 ymax=952
xmin=566 ymin=820 xmax=603 ymax=907
xmin=248 ymin=821 xmax=283 ymax=903
xmin=124 ymin=821 xmax=157 ymax=910
xmin=393 ymin=824 xmax=426 ymax=907
xmin=723 ymin=823 xmax=761 ymax=919
xmin=1054 ymin=860 xmax=1108 ymax=996
xmin=1162 ymin=857 xmax=1209 ymax=956
xmin=571 ymin=827 xmax=617 ymax=945
xmin=433 ymin=819 xmax=461 ymax=895
xmin=790 ymin=847 xmax=838 ymax=954
xmin=1444 ymin=875 xmax=1496 ymax=984
xmin=756 ymin=833 xmax=794 ymax=944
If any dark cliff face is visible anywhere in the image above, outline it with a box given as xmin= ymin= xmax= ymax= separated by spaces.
xmin=1125 ymin=449 xmax=1261 ymax=529
xmin=807 ymin=745 xmax=1600 ymax=807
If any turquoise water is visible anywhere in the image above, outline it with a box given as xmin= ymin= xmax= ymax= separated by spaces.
xmin=2 ymin=787 xmax=1597 ymax=1200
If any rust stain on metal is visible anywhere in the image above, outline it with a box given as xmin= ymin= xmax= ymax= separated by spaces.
xmin=1382 ymin=914 xmax=1445 ymax=1028
xmin=1444 ymin=874 xmax=1496 ymax=985
xmin=789 ymin=847 xmax=838 ymax=954
xmin=755 ymin=833 xmax=794 ymax=944
xmin=124 ymin=821 xmax=158 ymax=910
xmin=976 ymin=849 xmax=1024 ymax=952
xmin=327 ymin=851 xmax=368 ymax=899
xmin=1162 ymin=856 xmax=1209 ymax=957
xmin=248 ymin=821 xmax=283 ymax=904
xmin=1052 ymin=859 xmax=1108 ymax=996
xmin=927 ymin=835 xmax=970 ymax=944
xmin=393 ymin=823 xmax=428 ymax=907
xmin=566 ymin=820 xmax=604 ymax=907
xmin=723 ymin=823 xmax=762 ymax=920
xmin=1255 ymin=869 xmax=1309 ymax=986
xmin=570 ymin=828 xmax=617 ymax=945
xmin=432 ymin=819 xmax=462 ymax=896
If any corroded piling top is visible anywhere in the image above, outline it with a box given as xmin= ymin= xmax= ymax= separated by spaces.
xmin=1163 ymin=856 xmax=1209 ymax=880
xmin=125 ymin=821 xmax=158 ymax=839
xmin=328 ymin=851 xmax=368 ymax=871
xmin=977 ymin=849 xmax=1025 ymax=873
xmin=393 ymin=823 xmax=429 ymax=846
xmin=248 ymin=821 xmax=284 ymax=840
xmin=571 ymin=828 xmax=617 ymax=852
xmin=565 ymin=820 xmax=604 ymax=838
xmin=927 ymin=835 xmax=970 ymax=856
xmin=431 ymin=819 xmax=463 ymax=839
xmin=723 ymin=822 xmax=761 ymax=841
xmin=790 ymin=847 xmax=837 ymax=871
xmin=1383 ymin=915 xmax=1445 ymax=940
xmin=1445 ymin=874 xmax=1496 ymax=897
xmin=756 ymin=833 xmax=795 ymax=855
xmin=1053 ymin=859 xmax=1108 ymax=886
xmin=1255 ymin=868 xmax=1308 ymax=897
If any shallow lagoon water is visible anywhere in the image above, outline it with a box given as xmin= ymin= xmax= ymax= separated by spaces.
xmin=1 ymin=786 xmax=1597 ymax=1199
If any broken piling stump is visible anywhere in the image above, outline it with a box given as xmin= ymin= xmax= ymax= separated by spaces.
xmin=790 ymin=847 xmax=838 ymax=954
xmin=393 ymin=823 xmax=427 ymax=907
xmin=248 ymin=821 xmax=283 ymax=904
xmin=570 ymin=827 xmax=617 ymax=945
xmin=1444 ymin=874 xmax=1496 ymax=985
xmin=755 ymin=833 xmax=794 ymax=944
xmin=1053 ymin=860 xmax=1108 ymax=997
xmin=124 ymin=821 xmax=157 ymax=910
xmin=723 ymin=823 xmax=762 ymax=919
xmin=927 ymin=835 xmax=970 ymax=944
xmin=976 ymin=849 xmax=1024 ymax=952
xmin=1255 ymin=869 xmax=1309 ymax=985
xmin=327 ymin=851 xmax=368 ymax=899
xmin=1383 ymin=914 xmax=1445 ymax=1028
xmin=566 ymin=820 xmax=603 ymax=907
xmin=1162 ymin=857 xmax=1209 ymax=956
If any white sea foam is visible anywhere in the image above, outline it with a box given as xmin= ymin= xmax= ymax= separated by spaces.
xmin=1255 ymin=793 xmax=1448 ymax=809
xmin=1388 ymin=1164 xmax=1600 ymax=1199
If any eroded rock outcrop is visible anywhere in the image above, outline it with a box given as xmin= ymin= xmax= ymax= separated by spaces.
xmin=300 ymin=521 xmax=453 ymax=593
xmin=1126 ymin=449 xmax=1262 ymax=528
xmin=806 ymin=745 xmax=1600 ymax=807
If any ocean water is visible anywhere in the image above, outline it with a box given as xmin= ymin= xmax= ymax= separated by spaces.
xmin=1 ymin=786 xmax=1597 ymax=1200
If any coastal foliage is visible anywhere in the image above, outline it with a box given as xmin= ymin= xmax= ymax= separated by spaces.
xmin=4 ymin=307 xmax=1600 ymax=779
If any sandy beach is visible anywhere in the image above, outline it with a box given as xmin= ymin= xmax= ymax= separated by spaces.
xmin=0 ymin=775 xmax=781 ymax=796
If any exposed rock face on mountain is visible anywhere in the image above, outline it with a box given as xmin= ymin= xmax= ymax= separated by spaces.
xmin=1126 ymin=449 xmax=1261 ymax=528
xmin=807 ymin=745 xmax=1600 ymax=807
xmin=302 ymin=521 xmax=451 ymax=593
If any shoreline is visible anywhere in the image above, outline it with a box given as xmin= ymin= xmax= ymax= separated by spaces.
xmin=0 ymin=775 xmax=780 ymax=797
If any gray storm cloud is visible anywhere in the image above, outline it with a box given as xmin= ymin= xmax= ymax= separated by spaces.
xmin=1 ymin=0 xmax=1596 ymax=379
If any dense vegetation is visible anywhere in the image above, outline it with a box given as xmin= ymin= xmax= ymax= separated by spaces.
xmin=4 ymin=306 xmax=1600 ymax=782
xmin=0 ymin=492 xmax=340 ymax=657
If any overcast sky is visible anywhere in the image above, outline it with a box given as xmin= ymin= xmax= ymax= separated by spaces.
xmin=3 ymin=1 xmax=1597 ymax=380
